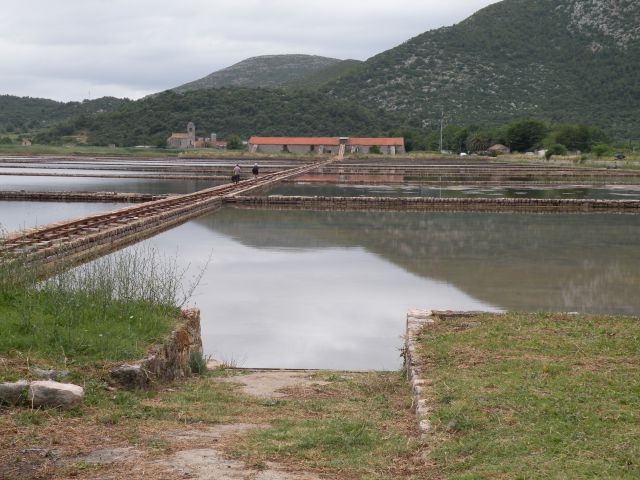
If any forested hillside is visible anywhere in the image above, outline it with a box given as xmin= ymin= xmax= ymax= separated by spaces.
xmin=172 ymin=55 xmax=342 ymax=92
xmin=0 ymin=96 xmax=129 ymax=132
xmin=285 ymin=59 xmax=363 ymax=90
xmin=326 ymin=0 xmax=640 ymax=138
xmin=35 ymin=88 xmax=398 ymax=147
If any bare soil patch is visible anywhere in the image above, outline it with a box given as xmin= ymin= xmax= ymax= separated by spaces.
xmin=218 ymin=371 xmax=329 ymax=398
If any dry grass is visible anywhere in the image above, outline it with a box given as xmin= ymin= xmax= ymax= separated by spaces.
xmin=0 ymin=369 xmax=428 ymax=479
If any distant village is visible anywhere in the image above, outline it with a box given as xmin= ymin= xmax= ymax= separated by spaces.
xmin=166 ymin=122 xmax=228 ymax=150
xmin=167 ymin=122 xmax=406 ymax=155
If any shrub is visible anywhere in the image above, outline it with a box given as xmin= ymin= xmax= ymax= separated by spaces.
xmin=369 ymin=145 xmax=382 ymax=154
xmin=189 ymin=351 xmax=209 ymax=375
xmin=226 ymin=134 xmax=243 ymax=150
xmin=505 ymin=119 xmax=548 ymax=152
xmin=545 ymin=144 xmax=568 ymax=160
xmin=592 ymin=144 xmax=609 ymax=158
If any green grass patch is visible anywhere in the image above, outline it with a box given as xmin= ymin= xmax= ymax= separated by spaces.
xmin=242 ymin=417 xmax=409 ymax=471
xmin=418 ymin=312 xmax=640 ymax=479
xmin=0 ymin=248 xmax=186 ymax=369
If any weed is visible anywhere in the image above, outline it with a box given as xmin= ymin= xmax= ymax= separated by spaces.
xmin=147 ymin=437 xmax=168 ymax=450
xmin=72 ymin=461 xmax=102 ymax=471
xmin=188 ymin=351 xmax=209 ymax=375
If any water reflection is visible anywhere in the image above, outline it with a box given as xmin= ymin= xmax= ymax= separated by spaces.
xmin=123 ymin=213 xmax=495 ymax=370
xmin=0 ymin=201 xmax=121 ymax=232
xmin=0 ymin=176 xmax=223 ymax=194
xmin=196 ymin=209 xmax=640 ymax=315
xmin=118 ymin=208 xmax=640 ymax=370
xmin=265 ymin=183 xmax=640 ymax=200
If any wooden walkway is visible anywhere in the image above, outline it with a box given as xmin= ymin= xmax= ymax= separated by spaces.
xmin=0 ymin=159 xmax=334 ymax=268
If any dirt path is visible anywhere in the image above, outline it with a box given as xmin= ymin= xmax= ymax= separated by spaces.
xmin=2 ymin=368 xmax=425 ymax=479
xmin=2 ymin=371 xmax=329 ymax=480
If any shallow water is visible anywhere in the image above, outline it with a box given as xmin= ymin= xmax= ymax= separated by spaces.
xmin=265 ymin=183 xmax=640 ymax=200
xmin=99 ymin=207 xmax=640 ymax=370
xmin=0 ymin=176 xmax=223 ymax=194
xmin=0 ymin=201 xmax=122 ymax=232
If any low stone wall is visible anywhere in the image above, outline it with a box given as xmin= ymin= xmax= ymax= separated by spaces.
xmin=110 ymin=308 xmax=203 ymax=389
xmin=405 ymin=310 xmax=488 ymax=436
xmin=0 ymin=191 xmax=172 ymax=203
xmin=226 ymin=195 xmax=640 ymax=213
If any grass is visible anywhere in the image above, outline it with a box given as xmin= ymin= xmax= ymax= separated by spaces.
xmin=0 ymin=248 xmax=185 ymax=367
xmin=227 ymin=372 xmax=421 ymax=477
xmin=417 ymin=312 xmax=640 ymax=479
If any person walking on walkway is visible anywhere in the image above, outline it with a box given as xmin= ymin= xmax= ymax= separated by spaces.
xmin=232 ymin=164 xmax=241 ymax=184
xmin=252 ymin=163 xmax=259 ymax=179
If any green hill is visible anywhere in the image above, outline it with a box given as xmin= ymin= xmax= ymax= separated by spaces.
xmin=172 ymin=55 xmax=343 ymax=92
xmin=35 ymin=88 xmax=398 ymax=147
xmin=326 ymin=0 xmax=640 ymax=138
xmin=285 ymin=59 xmax=363 ymax=90
xmin=0 ymin=95 xmax=129 ymax=132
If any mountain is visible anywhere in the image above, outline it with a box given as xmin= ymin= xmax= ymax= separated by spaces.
xmin=172 ymin=55 xmax=343 ymax=92
xmin=326 ymin=0 xmax=640 ymax=138
xmin=285 ymin=59 xmax=363 ymax=90
xmin=35 ymin=88 xmax=398 ymax=147
xmin=0 ymin=95 xmax=129 ymax=131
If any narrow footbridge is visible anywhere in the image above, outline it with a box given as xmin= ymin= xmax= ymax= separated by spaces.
xmin=0 ymin=158 xmax=334 ymax=268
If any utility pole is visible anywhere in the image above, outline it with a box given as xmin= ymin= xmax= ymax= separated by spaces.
xmin=439 ymin=109 xmax=444 ymax=153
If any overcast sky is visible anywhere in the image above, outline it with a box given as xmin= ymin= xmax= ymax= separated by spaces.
xmin=0 ymin=0 xmax=500 ymax=102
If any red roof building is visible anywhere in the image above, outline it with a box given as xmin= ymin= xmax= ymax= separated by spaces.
xmin=248 ymin=136 xmax=404 ymax=155
xmin=249 ymin=137 xmax=341 ymax=154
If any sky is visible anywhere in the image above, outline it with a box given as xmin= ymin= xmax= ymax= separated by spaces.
xmin=0 ymin=0 xmax=500 ymax=102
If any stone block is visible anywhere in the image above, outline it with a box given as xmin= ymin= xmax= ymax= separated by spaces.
xmin=109 ymin=364 xmax=149 ymax=389
xmin=28 ymin=380 xmax=84 ymax=409
xmin=0 ymin=380 xmax=29 ymax=405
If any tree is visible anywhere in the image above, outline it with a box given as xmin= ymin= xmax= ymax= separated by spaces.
xmin=545 ymin=144 xmax=568 ymax=160
xmin=548 ymin=124 xmax=607 ymax=152
xmin=389 ymin=128 xmax=422 ymax=152
xmin=466 ymin=130 xmax=493 ymax=153
xmin=591 ymin=144 xmax=609 ymax=158
xmin=505 ymin=119 xmax=548 ymax=152
xmin=226 ymin=134 xmax=243 ymax=150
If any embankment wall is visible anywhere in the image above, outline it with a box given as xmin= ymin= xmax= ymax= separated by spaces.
xmin=110 ymin=308 xmax=203 ymax=389
xmin=225 ymin=195 xmax=640 ymax=213
xmin=0 ymin=191 xmax=171 ymax=203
